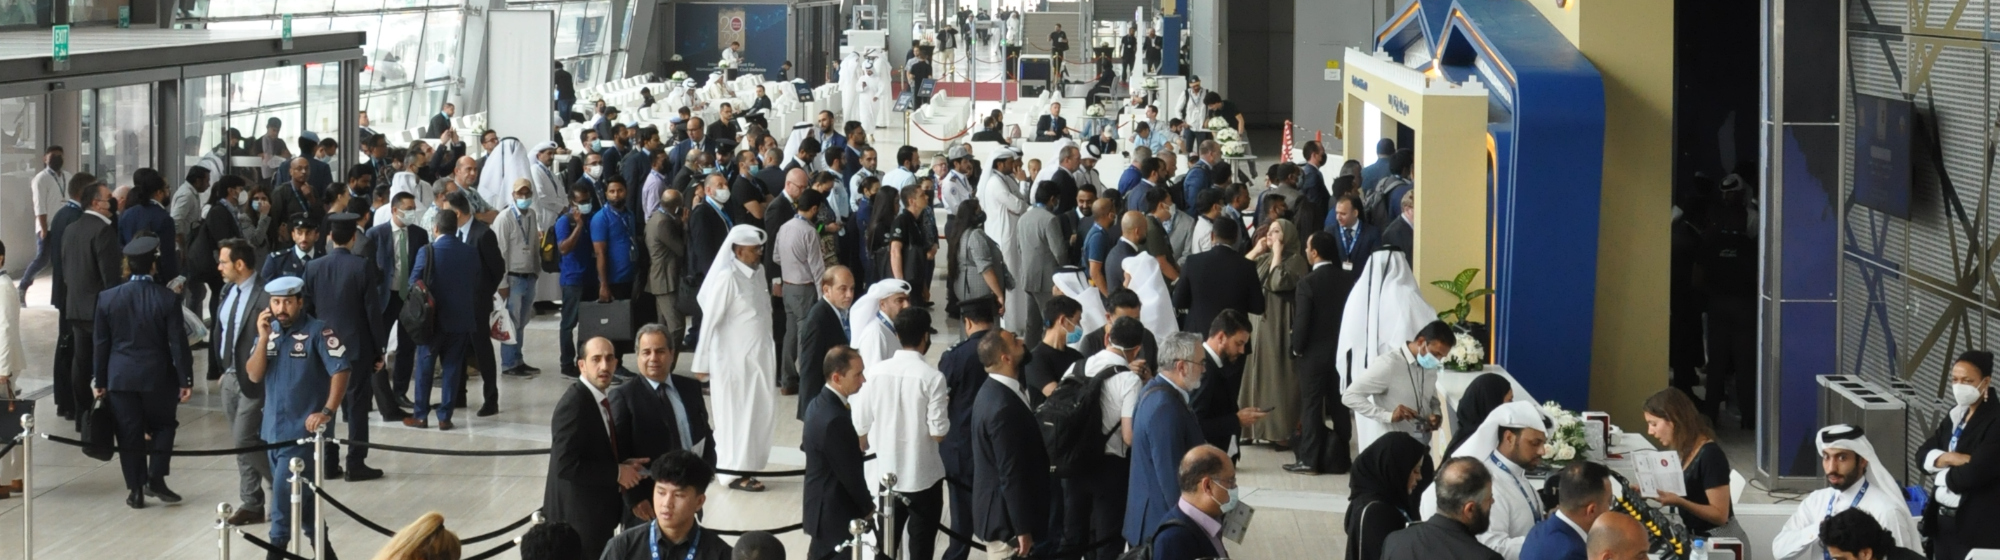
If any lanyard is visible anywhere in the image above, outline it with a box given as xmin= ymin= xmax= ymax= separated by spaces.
xmin=650 ymin=523 xmax=700 ymax=560
xmin=1952 ymin=415 xmax=1969 ymax=452
xmin=1489 ymin=452 xmax=1542 ymax=522
xmin=1822 ymin=480 xmax=1869 ymax=560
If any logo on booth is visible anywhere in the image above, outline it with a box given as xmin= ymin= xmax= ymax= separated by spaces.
xmin=1387 ymin=94 xmax=1411 ymax=116
xmin=1350 ymin=75 xmax=1369 ymax=91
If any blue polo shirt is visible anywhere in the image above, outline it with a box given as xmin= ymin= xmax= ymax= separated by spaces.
xmin=261 ymin=316 xmax=350 ymax=443
xmin=555 ymin=210 xmax=597 ymax=287
xmin=590 ymin=206 xmax=637 ymax=283
xmin=1085 ymin=223 xmax=1114 ymax=264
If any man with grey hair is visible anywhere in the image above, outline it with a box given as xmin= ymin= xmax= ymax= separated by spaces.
xmin=1123 ymin=331 xmax=1210 ymax=545
xmin=1383 ymin=456 xmax=1503 ymax=560
xmin=609 ymin=322 xmax=713 ymax=523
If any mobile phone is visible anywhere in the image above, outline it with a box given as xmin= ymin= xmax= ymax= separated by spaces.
xmin=1258 ymin=407 xmax=1277 ymax=413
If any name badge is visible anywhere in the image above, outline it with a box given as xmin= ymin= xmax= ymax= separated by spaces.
xmin=1341 ymin=261 xmax=1354 ymax=271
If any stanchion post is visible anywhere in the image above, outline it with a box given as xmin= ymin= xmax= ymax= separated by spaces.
xmin=878 ymin=473 xmax=899 ymax=560
xmin=216 ymin=503 xmax=234 ymax=560
xmin=848 ymin=518 xmax=870 ymax=560
xmin=313 ymin=425 xmax=326 ymax=560
xmin=20 ymin=414 xmax=31 ymax=560
xmin=288 ymin=457 xmax=305 ymax=554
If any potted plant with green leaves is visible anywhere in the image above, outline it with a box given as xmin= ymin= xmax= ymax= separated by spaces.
xmin=1431 ymin=268 xmax=1492 ymax=371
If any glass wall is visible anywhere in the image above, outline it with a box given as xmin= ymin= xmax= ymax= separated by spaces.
xmin=513 ymin=0 xmax=619 ymax=88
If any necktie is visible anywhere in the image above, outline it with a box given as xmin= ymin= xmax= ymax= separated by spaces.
xmin=220 ymin=286 xmax=241 ymax=370
xmin=839 ymin=309 xmax=851 ymax=339
xmin=600 ymin=397 xmax=620 ymax=457
xmin=1343 ymin=227 xmax=1355 ymax=255
xmin=659 ymin=383 xmax=695 ymax=452
xmin=394 ymin=229 xmax=410 ymax=294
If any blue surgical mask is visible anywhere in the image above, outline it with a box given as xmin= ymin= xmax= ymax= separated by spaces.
xmin=515 ymin=199 xmax=532 ymax=211
xmin=577 ymin=203 xmax=594 ymax=214
xmin=1416 ymin=352 xmax=1442 ymax=370
xmin=1220 ymin=486 xmax=1241 ymax=513
xmin=705 ymin=166 xmax=721 ymax=175
xmin=1065 ymin=328 xmax=1083 ymax=345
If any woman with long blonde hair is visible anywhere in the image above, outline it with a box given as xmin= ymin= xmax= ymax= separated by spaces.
xmin=370 ymin=512 xmax=461 ymax=560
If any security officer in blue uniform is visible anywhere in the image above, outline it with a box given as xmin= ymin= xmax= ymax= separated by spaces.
xmin=302 ymin=213 xmax=386 ymax=482
xmin=260 ymin=214 xmax=322 ymax=283
xmin=92 ymin=235 xmax=193 ymax=509
xmin=245 ymin=276 xmax=351 ymax=559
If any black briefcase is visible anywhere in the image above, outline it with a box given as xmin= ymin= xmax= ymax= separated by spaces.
xmin=578 ymin=299 xmax=635 ymax=352
xmin=0 ymin=392 xmax=32 ymax=447
xmin=80 ymin=397 xmax=114 ymax=461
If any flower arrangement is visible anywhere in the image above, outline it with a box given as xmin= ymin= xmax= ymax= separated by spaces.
xmin=717 ymin=59 xmax=736 ymax=69
xmin=1212 ymin=127 xmax=1241 ymax=144
xmin=1221 ymin=142 xmax=1247 ymax=157
xmin=1142 ymin=77 xmax=1159 ymax=90
xmin=1205 ymin=116 xmax=1229 ymax=130
xmin=1085 ymin=104 xmax=1105 ymax=118
xmin=1539 ymin=401 xmax=1591 ymax=465
xmin=670 ymin=71 xmax=690 ymax=81
xmin=1442 ymin=331 xmax=1485 ymax=372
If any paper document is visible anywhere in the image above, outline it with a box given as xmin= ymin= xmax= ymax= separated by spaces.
xmin=1220 ymin=502 xmax=1255 ymax=543
xmin=1630 ymin=449 xmax=1686 ymax=499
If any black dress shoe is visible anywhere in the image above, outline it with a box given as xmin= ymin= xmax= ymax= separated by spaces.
xmin=344 ymin=465 xmax=384 ymax=482
xmin=144 ymin=481 xmax=182 ymax=503
xmin=476 ymin=405 xmax=499 ymax=417
xmin=394 ymin=394 xmax=415 ymax=408
xmin=126 ymin=490 xmax=145 ymax=509
xmin=324 ymin=465 xmax=345 ymax=481
xmin=1281 ymin=463 xmax=1319 ymax=476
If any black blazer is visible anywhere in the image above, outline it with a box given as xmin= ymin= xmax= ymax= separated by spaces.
xmin=795 ymin=299 xmax=848 ymax=420
xmin=45 ymin=204 xmax=84 ymax=309
xmin=425 ymin=112 xmax=450 ymax=139
xmin=1380 ymin=217 xmax=1414 ymax=262
xmin=94 ymin=278 xmax=193 ymax=392
xmin=1193 ymin=350 xmax=1246 ymax=453
xmin=802 ymin=389 xmax=872 ymax=551
xmin=366 ymin=222 xmax=430 ymax=308
xmin=1920 ymin=387 xmax=2000 ymax=551
xmin=609 ymin=373 xmax=715 ymax=517
xmin=303 ymin=248 xmax=385 ymax=366
xmin=186 ymin=202 xmax=243 ymax=285
xmin=1325 ymin=221 xmax=1381 ymax=273
xmin=1172 ymin=245 xmax=1265 ymax=334
xmin=971 ymin=377 xmax=1051 ymax=542
xmin=466 ymin=221 xmax=505 ymax=303
xmin=1151 ymin=507 xmax=1222 ymax=560
xmin=687 ymin=202 xmax=729 ymax=284
xmin=543 ymin=382 xmax=625 ymax=559
xmin=1036 ymin=115 xmax=1068 ymax=141
xmin=59 ymin=214 xmax=123 ymax=321
xmin=1292 ymin=263 xmax=1355 ymax=361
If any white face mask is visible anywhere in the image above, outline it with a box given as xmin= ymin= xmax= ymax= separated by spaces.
xmin=712 ymin=188 xmax=733 ymax=204
xmin=236 ymin=191 xmax=250 ymax=206
xmin=587 ymin=165 xmax=603 ymax=179
xmin=1954 ymin=382 xmax=1984 ymax=408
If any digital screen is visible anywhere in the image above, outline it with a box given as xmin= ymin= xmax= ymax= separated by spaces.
xmin=1852 ymin=93 xmax=1913 ymax=219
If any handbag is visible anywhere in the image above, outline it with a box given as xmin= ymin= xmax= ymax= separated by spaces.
xmin=0 ymin=379 xmax=31 ymax=447
xmin=490 ymin=294 xmax=518 ymax=344
xmin=399 ymin=244 xmax=440 ymax=346
xmin=80 ymin=396 xmax=115 ymax=462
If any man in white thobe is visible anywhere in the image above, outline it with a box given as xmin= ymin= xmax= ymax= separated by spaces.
xmin=1772 ymin=425 xmax=1922 ymax=560
xmin=978 ymin=148 xmax=1029 ymax=332
xmin=1337 ymin=249 xmax=1438 ymax=399
xmin=849 ymin=279 xmax=912 ymax=367
xmin=1420 ymin=401 xmax=1552 ymax=560
xmin=691 ymin=225 xmax=779 ymax=486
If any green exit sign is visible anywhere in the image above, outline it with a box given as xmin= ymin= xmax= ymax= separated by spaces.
xmin=51 ymin=24 xmax=69 ymax=71
xmin=118 ymin=6 xmax=129 ymax=28
xmin=281 ymin=14 xmax=293 ymax=49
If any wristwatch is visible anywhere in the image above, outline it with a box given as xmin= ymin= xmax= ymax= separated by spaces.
xmin=321 ymin=407 xmax=336 ymax=417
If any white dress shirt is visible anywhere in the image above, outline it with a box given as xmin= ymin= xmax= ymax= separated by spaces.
xmin=852 ymin=349 xmax=950 ymax=493
xmin=581 ymin=379 xmax=614 ymax=441
xmin=30 ymin=168 xmax=66 ymax=227
xmin=987 ymin=373 xmax=1030 ymax=407
xmin=1074 ymin=350 xmax=1142 ymax=457
xmin=1343 ymin=345 xmax=1439 ymax=450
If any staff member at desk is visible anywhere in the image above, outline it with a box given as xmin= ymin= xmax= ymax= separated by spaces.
xmin=1919 ymin=350 xmax=2000 ymax=560
xmin=1642 ymin=388 xmax=1733 ymax=539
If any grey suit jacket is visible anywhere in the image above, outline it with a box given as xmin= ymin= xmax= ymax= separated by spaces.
xmin=59 ymin=213 xmax=123 ymax=320
xmin=1163 ymin=210 xmax=1195 ymax=260
xmin=215 ymin=281 xmax=271 ymax=398
xmin=646 ymin=209 xmax=687 ymax=295
xmin=1014 ymin=205 xmax=1067 ymax=294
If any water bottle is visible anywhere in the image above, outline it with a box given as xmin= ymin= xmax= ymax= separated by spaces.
xmin=1690 ymin=538 xmax=1708 ymax=560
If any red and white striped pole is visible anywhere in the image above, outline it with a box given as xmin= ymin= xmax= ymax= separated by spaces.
xmin=1281 ymin=120 xmax=1295 ymax=162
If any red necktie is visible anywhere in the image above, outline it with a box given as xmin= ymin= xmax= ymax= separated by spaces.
xmin=600 ymin=397 xmax=620 ymax=457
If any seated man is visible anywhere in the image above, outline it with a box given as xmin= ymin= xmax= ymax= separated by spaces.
xmin=1036 ymin=103 xmax=1069 ymax=141
xmin=1772 ymin=425 xmax=1921 ymax=560
xmin=1818 ymin=509 xmax=1925 ymax=560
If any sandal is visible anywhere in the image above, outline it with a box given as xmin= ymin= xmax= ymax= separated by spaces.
xmin=729 ymin=478 xmax=767 ymax=492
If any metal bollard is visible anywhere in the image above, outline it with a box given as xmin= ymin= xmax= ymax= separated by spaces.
xmin=288 ymin=457 xmax=305 ymax=554
xmin=848 ymin=518 xmax=872 ymax=560
xmin=313 ymin=425 xmax=327 ymax=560
xmin=878 ymin=473 xmax=900 ymax=560
xmin=21 ymin=414 xmax=32 ymax=560
xmin=216 ymin=503 xmax=234 ymax=560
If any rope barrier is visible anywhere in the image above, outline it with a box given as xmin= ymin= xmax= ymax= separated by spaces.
xmin=716 ymin=453 xmax=874 ymax=478
xmin=41 ymin=433 xmax=300 ymax=456
xmin=460 ymin=513 xmax=539 ymax=544
xmin=709 ymin=522 xmax=805 ymax=536
xmin=309 ymin=480 xmax=538 ymax=543
xmin=911 ymin=119 xmax=974 ymax=142
xmin=463 ymin=540 xmax=518 ymax=560
xmin=238 ymin=531 xmax=313 ymax=560
xmin=0 ymin=439 xmax=18 ymax=460
xmin=328 ymin=438 xmax=549 ymax=457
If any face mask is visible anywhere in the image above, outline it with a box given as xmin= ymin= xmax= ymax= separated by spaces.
xmin=1416 ymin=352 xmax=1443 ymax=370
xmin=49 ymin=157 xmax=63 ymax=171
xmin=1216 ymin=484 xmax=1241 ymax=513
xmin=251 ymin=200 xmax=265 ymax=213
xmin=705 ymin=166 xmax=721 ymax=175
xmin=400 ymin=209 xmax=421 ymax=225
xmin=713 ymin=188 xmax=733 ymax=204
xmin=1954 ymin=382 xmax=1984 ymax=408
xmin=749 ymin=164 xmax=763 ymax=173
xmin=576 ymin=203 xmax=595 ymax=215
xmin=515 ymin=199 xmax=532 ymax=211
xmin=236 ymin=191 xmax=250 ymax=206
xmin=320 ymin=155 xmax=337 ymax=164
xmin=586 ymin=165 xmax=603 ymax=179
xmin=1065 ymin=328 xmax=1083 ymax=346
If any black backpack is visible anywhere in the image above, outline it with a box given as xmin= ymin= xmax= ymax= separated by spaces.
xmin=1035 ymin=362 xmax=1128 ymax=478
xmin=399 ymin=246 xmax=439 ymax=346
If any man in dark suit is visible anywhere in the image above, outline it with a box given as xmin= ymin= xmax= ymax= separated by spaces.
xmin=1035 ymin=103 xmax=1069 ymax=141
xmin=1122 ymin=332 xmax=1208 ymax=546
xmin=260 ymin=214 xmax=322 ymax=284
xmin=754 ymin=148 xmax=790 ymax=199
xmin=667 ymin=117 xmax=706 ymax=176
xmin=45 ymin=172 xmax=91 ymax=418
xmin=425 ymin=102 xmax=454 ymax=139
xmin=554 ymin=62 xmax=577 ymax=120
xmin=545 ymin=337 xmax=653 ymax=559
xmin=1147 ymin=445 xmax=1235 ymax=560
xmin=611 ymin=324 xmax=715 ymax=524
xmin=1287 ymin=232 xmax=1357 ymax=475
xmin=1171 ymin=217 xmax=1263 ymax=333
xmin=212 ymin=239 xmax=274 ymax=525
xmin=687 ymin=175 xmax=733 ymax=288
xmin=1324 ymin=193 xmax=1380 ymax=274
xmin=971 ymin=329 xmax=1051 ymax=560
xmin=303 ymin=213 xmax=387 ymax=481
xmin=1520 ymin=462 xmax=1614 ymax=560
xmin=1380 ymin=190 xmax=1415 ymax=264
xmin=621 ymin=129 xmax=663 ymax=214
xmin=61 ymin=179 xmax=120 ymax=431
xmin=367 ymin=193 xmax=427 ymax=413
xmin=92 ymin=237 xmax=193 ymax=509
xmin=446 ymin=190 xmax=506 ymax=416
xmin=1379 ymin=457 xmax=1504 ymax=560
xmin=803 ymin=346 xmax=872 ymax=560
xmin=1103 ymin=211 xmax=1147 ymax=294
xmin=796 ymin=266 xmax=854 ymax=420
xmin=1192 ymin=311 xmax=1261 ymax=458
xmin=936 ymin=298 xmax=996 ymax=560
xmin=404 ymin=209 xmax=479 ymax=430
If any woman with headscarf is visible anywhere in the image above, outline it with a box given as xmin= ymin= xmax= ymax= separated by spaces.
xmin=1119 ymin=249 xmax=1176 ymax=343
xmin=691 ymin=224 xmax=779 ymax=492
xmin=1239 ymin=218 xmax=1309 ymax=444
xmin=1443 ymin=373 xmax=1514 ymax=458
xmin=1345 ymin=432 xmax=1431 ymax=560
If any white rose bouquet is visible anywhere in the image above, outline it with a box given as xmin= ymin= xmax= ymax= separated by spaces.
xmin=671 ymin=71 xmax=690 ymax=82
xmin=1204 ymin=116 xmax=1229 ymax=130
xmin=1540 ymin=400 xmax=1591 ymax=465
xmin=1085 ymin=104 xmax=1105 ymax=118
xmin=1443 ymin=332 xmax=1485 ymax=371
xmin=1221 ymin=142 xmax=1247 ymax=157
xmin=1212 ymin=127 xmax=1241 ymax=144
xmin=1142 ymin=77 xmax=1159 ymax=90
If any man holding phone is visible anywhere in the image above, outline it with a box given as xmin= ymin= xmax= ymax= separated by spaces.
xmin=1342 ymin=320 xmax=1457 ymax=452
